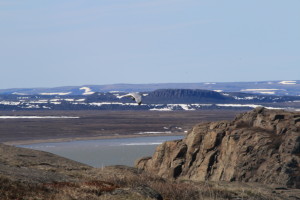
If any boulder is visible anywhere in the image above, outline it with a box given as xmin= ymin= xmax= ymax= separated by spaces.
xmin=136 ymin=108 xmax=300 ymax=188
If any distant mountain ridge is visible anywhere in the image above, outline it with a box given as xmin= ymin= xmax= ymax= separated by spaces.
xmin=1 ymin=89 xmax=300 ymax=111
xmin=0 ymin=80 xmax=300 ymax=96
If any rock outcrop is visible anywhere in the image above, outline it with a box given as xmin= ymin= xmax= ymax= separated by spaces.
xmin=136 ymin=107 xmax=300 ymax=188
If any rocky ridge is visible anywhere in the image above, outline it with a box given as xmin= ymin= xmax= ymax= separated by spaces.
xmin=136 ymin=107 xmax=300 ymax=188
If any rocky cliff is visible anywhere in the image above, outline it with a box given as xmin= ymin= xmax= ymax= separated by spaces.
xmin=136 ymin=107 xmax=300 ymax=188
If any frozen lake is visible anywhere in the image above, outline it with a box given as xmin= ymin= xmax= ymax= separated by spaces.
xmin=19 ymin=135 xmax=183 ymax=167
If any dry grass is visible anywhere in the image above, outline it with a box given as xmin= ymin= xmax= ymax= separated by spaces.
xmin=0 ymin=171 xmax=280 ymax=200
xmin=0 ymin=176 xmax=119 ymax=200
xmin=100 ymin=171 xmax=272 ymax=200
xmin=0 ymin=176 xmax=52 ymax=200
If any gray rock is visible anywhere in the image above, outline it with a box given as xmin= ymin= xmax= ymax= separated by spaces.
xmin=136 ymin=108 xmax=300 ymax=188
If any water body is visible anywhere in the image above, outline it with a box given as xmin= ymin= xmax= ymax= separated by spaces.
xmin=19 ymin=135 xmax=183 ymax=167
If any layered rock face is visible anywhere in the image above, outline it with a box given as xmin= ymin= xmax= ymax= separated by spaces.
xmin=136 ymin=107 xmax=300 ymax=188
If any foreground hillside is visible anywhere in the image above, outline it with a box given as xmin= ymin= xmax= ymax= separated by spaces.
xmin=1 ymin=108 xmax=300 ymax=199
xmin=1 ymin=142 xmax=300 ymax=200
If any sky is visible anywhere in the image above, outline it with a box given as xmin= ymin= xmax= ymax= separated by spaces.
xmin=0 ymin=0 xmax=299 ymax=89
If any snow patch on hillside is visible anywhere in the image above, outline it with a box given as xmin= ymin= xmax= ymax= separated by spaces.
xmin=241 ymin=89 xmax=281 ymax=91
xmin=204 ymin=82 xmax=216 ymax=85
xmin=150 ymin=107 xmax=173 ymax=111
xmin=259 ymin=92 xmax=275 ymax=94
xmin=216 ymin=104 xmax=282 ymax=110
xmin=40 ymin=92 xmax=71 ymax=95
xmin=216 ymin=104 xmax=261 ymax=108
xmin=89 ymin=102 xmax=123 ymax=106
xmin=0 ymin=101 xmax=20 ymax=105
xmin=191 ymin=104 xmax=213 ymax=107
xmin=80 ymin=87 xmax=95 ymax=95
xmin=240 ymin=89 xmax=284 ymax=95
xmin=150 ymin=104 xmax=196 ymax=111
xmin=278 ymin=81 xmax=297 ymax=85
xmin=12 ymin=92 xmax=27 ymax=95
xmin=233 ymin=96 xmax=256 ymax=100
xmin=109 ymin=91 xmax=122 ymax=93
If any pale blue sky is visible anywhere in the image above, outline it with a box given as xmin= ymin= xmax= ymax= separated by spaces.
xmin=0 ymin=0 xmax=299 ymax=89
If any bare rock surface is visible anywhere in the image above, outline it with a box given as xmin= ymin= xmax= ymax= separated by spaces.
xmin=136 ymin=107 xmax=300 ymax=189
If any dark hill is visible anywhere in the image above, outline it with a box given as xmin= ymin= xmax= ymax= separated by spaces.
xmin=85 ymin=89 xmax=231 ymax=104
xmin=144 ymin=89 xmax=228 ymax=104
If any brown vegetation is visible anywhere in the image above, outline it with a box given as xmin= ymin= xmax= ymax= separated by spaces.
xmin=0 ymin=169 xmax=280 ymax=200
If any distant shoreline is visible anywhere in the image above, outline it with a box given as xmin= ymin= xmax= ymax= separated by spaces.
xmin=0 ymin=110 xmax=242 ymax=146
xmin=4 ymin=133 xmax=185 ymax=146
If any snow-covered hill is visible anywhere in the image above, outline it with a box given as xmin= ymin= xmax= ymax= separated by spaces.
xmin=0 ymin=89 xmax=300 ymax=111
xmin=0 ymin=80 xmax=300 ymax=96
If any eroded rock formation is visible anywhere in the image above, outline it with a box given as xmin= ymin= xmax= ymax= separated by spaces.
xmin=136 ymin=107 xmax=300 ymax=188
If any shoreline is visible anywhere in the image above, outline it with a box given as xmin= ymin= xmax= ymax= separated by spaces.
xmin=3 ymin=133 xmax=186 ymax=146
xmin=0 ymin=110 xmax=242 ymax=146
